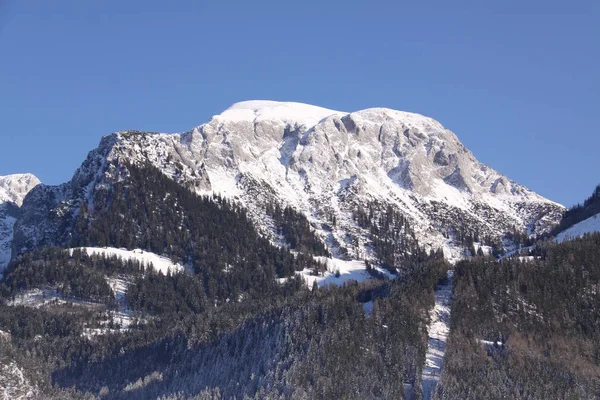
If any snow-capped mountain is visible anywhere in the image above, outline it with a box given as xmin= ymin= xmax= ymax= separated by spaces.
xmin=13 ymin=101 xmax=564 ymax=262
xmin=0 ymin=174 xmax=40 ymax=273
xmin=0 ymin=174 xmax=40 ymax=207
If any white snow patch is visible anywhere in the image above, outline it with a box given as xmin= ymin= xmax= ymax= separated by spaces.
xmin=7 ymin=288 xmax=100 ymax=309
xmin=83 ymin=311 xmax=137 ymax=339
xmin=362 ymin=300 xmax=374 ymax=315
xmin=479 ymin=339 xmax=504 ymax=347
xmin=499 ymin=246 xmax=533 ymax=261
xmin=296 ymin=257 xmax=395 ymax=289
xmin=428 ymin=179 xmax=471 ymax=210
xmin=107 ymin=277 xmax=128 ymax=298
xmin=421 ymin=270 xmax=453 ymax=400
xmin=107 ymin=276 xmax=130 ymax=311
xmin=7 ymin=288 xmax=62 ymax=308
xmin=517 ymin=256 xmax=537 ymax=262
xmin=555 ymin=213 xmax=600 ymax=242
xmin=69 ymin=247 xmax=184 ymax=275
xmin=204 ymin=168 xmax=242 ymax=198
xmin=217 ymin=100 xmax=345 ymax=128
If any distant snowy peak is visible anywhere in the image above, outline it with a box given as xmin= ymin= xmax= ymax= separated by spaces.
xmin=0 ymin=174 xmax=41 ymax=206
xmin=0 ymin=173 xmax=40 ymax=274
xmin=555 ymin=213 xmax=600 ymax=242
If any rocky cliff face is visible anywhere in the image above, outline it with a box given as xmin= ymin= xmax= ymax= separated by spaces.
xmin=0 ymin=174 xmax=40 ymax=272
xmin=13 ymin=101 xmax=564 ymax=262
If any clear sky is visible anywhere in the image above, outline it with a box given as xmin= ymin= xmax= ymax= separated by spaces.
xmin=0 ymin=0 xmax=598 ymax=207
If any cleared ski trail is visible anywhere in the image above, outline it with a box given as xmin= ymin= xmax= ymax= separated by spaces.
xmin=421 ymin=270 xmax=453 ymax=399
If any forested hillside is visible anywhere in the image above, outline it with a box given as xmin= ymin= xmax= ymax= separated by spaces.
xmin=435 ymin=234 xmax=600 ymax=399
xmin=552 ymin=184 xmax=600 ymax=236
xmin=0 ymin=246 xmax=449 ymax=399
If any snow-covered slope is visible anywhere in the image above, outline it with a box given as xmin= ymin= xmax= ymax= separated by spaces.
xmin=292 ymin=257 xmax=394 ymax=289
xmin=555 ymin=213 xmax=600 ymax=242
xmin=421 ymin=270 xmax=453 ymax=399
xmin=68 ymin=247 xmax=185 ymax=275
xmin=0 ymin=174 xmax=40 ymax=273
xmin=14 ymin=101 xmax=564 ymax=261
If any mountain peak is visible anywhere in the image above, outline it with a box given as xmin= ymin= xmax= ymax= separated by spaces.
xmin=211 ymin=101 xmax=449 ymax=139
xmin=0 ymin=174 xmax=41 ymax=207
xmin=225 ymin=100 xmax=343 ymax=115
xmin=13 ymin=101 xmax=565 ymax=264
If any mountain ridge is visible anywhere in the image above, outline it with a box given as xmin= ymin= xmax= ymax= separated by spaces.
xmin=13 ymin=101 xmax=564 ymax=264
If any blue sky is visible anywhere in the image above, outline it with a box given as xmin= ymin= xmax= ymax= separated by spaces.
xmin=0 ymin=0 xmax=598 ymax=207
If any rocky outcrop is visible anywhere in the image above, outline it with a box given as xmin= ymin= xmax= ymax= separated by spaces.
xmin=13 ymin=101 xmax=564 ymax=262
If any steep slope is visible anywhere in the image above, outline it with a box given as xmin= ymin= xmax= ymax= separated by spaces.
xmin=421 ymin=270 xmax=453 ymax=399
xmin=13 ymin=101 xmax=563 ymax=267
xmin=11 ymin=162 xmax=324 ymax=305
xmin=555 ymin=213 xmax=600 ymax=242
xmin=437 ymin=235 xmax=600 ymax=398
xmin=0 ymin=174 xmax=40 ymax=273
xmin=552 ymin=184 xmax=600 ymax=241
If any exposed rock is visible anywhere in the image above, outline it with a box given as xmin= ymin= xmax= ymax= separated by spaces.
xmin=13 ymin=101 xmax=564 ymax=262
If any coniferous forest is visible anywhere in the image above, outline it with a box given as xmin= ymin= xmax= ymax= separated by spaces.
xmin=435 ymin=234 xmax=600 ymax=399
xmin=2 ymin=4 xmax=595 ymax=396
xmin=0 ymin=161 xmax=449 ymax=399
xmin=551 ymin=184 xmax=600 ymax=236
xmin=0 ymin=244 xmax=449 ymax=398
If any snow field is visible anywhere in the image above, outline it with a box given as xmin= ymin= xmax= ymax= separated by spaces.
xmin=295 ymin=257 xmax=395 ymax=289
xmin=421 ymin=270 xmax=453 ymax=400
xmin=555 ymin=213 xmax=600 ymax=242
xmin=69 ymin=247 xmax=185 ymax=275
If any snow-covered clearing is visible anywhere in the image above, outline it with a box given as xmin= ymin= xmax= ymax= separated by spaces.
xmin=500 ymin=247 xmax=527 ymax=259
xmin=516 ymin=256 xmax=537 ymax=262
xmin=7 ymin=288 xmax=104 ymax=309
xmin=8 ymin=277 xmax=130 ymax=311
xmin=83 ymin=311 xmax=137 ymax=339
xmin=69 ymin=247 xmax=185 ymax=275
xmin=555 ymin=213 xmax=600 ymax=242
xmin=8 ymin=288 xmax=65 ymax=308
xmin=421 ymin=270 xmax=453 ymax=400
xmin=294 ymin=257 xmax=395 ymax=289
xmin=107 ymin=276 xmax=129 ymax=309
